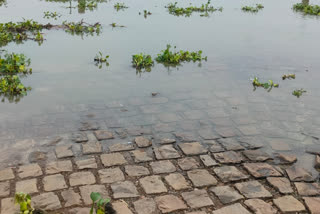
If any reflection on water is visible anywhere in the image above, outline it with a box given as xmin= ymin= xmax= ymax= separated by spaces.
xmin=0 ymin=0 xmax=320 ymax=170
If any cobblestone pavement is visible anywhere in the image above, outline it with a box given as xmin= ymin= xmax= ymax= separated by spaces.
xmin=1 ymin=132 xmax=319 ymax=214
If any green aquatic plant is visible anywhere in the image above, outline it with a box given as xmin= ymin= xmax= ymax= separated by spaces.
xmin=242 ymin=4 xmax=264 ymax=13
xmin=114 ymin=2 xmax=128 ymax=11
xmin=132 ymin=53 xmax=154 ymax=71
xmin=0 ymin=75 xmax=31 ymax=102
xmin=94 ymin=52 xmax=109 ymax=68
xmin=139 ymin=10 xmax=152 ymax=18
xmin=0 ymin=0 xmax=7 ymax=7
xmin=166 ymin=0 xmax=223 ymax=17
xmin=90 ymin=192 xmax=113 ymax=214
xmin=156 ymin=45 xmax=207 ymax=66
xmin=78 ymin=0 xmax=98 ymax=12
xmin=252 ymin=77 xmax=279 ymax=92
xmin=110 ymin=23 xmax=125 ymax=28
xmin=293 ymin=3 xmax=320 ymax=15
xmin=282 ymin=74 xmax=296 ymax=80
xmin=292 ymin=89 xmax=306 ymax=98
xmin=43 ymin=11 xmax=62 ymax=20
xmin=62 ymin=20 xmax=101 ymax=36
xmin=0 ymin=52 xmax=32 ymax=75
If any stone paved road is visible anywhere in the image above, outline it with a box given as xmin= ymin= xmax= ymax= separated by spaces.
xmin=0 ymin=133 xmax=319 ymax=214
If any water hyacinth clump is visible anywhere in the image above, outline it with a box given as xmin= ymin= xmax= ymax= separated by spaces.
xmin=155 ymin=45 xmax=207 ymax=65
xmin=293 ymin=3 xmax=320 ymax=16
xmin=166 ymin=0 xmax=223 ymax=17
xmin=242 ymin=4 xmax=264 ymax=13
xmin=132 ymin=53 xmax=154 ymax=72
xmin=0 ymin=52 xmax=32 ymax=75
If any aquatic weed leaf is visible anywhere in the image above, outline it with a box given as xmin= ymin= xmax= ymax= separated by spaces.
xmin=242 ymin=4 xmax=264 ymax=13
xmin=292 ymin=89 xmax=306 ymax=98
xmin=293 ymin=3 xmax=320 ymax=16
xmin=90 ymin=192 xmax=101 ymax=202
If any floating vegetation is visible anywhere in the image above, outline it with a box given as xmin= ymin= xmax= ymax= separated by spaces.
xmin=292 ymin=89 xmax=306 ymax=98
xmin=282 ymin=74 xmax=296 ymax=80
xmin=132 ymin=53 xmax=154 ymax=72
xmin=0 ymin=19 xmax=101 ymax=47
xmin=242 ymin=4 xmax=264 ymax=13
xmin=114 ymin=2 xmax=128 ymax=11
xmin=166 ymin=0 xmax=223 ymax=17
xmin=155 ymin=45 xmax=207 ymax=66
xmin=62 ymin=20 xmax=101 ymax=36
xmin=252 ymin=77 xmax=279 ymax=92
xmin=90 ymin=192 xmax=113 ymax=214
xmin=110 ymin=23 xmax=125 ymax=28
xmin=0 ymin=0 xmax=7 ymax=7
xmin=43 ymin=11 xmax=62 ymax=20
xmin=293 ymin=3 xmax=320 ymax=16
xmin=0 ymin=52 xmax=32 ymax=75
xmin=139 ymin=10 xmax=152 ymax=18
xmin=0 ymin=51 xmax=32 ymax=103
xmin=78 ymin=0 xmax=98 ymax=12
xmin=94 ymin=52 xmax=109 ymax=68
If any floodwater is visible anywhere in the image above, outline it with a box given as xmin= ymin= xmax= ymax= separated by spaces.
xmin=0 ymin=0 xmax=320 ymax=171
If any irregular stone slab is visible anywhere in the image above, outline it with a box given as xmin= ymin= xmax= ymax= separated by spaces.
xmin=315 ymin=155 xmax=320 ymax=171
xmin=178 ymin=157 xmax=200 ymax=170
xmin=109 ymin=143 xmax=135 ymax=152
xmin=178 ymin=142 xmax=207 ymax=155
xmin=76 ymin=158 xmax=97 ymax=169
xmin=244 ymin=199 xmax=277 ymax=214
xmin=0 ymin=168 xmax=15 ymax=181
xmin=68 ymin=207 xmax=91 ymax=214
xmin=187 ymin=169 xmax=217 ymax=187
xmin=273 ymin=196 xmax=306 ymax=213
xmin=215 ymin=127 xmax=237 ymax=138
xmin=198 ymin=129 xmax=220 ymax=140
xmin=150 ymin=160 xmax=176 ymax=174
xmin=1 ymin=198 xmax=19 ymax=213
xmin=140 ymin=175 xmax=167 ymax=194
xmin=270 ymin=140 xmax=291 ymax=151
xmin=235 ymin=181 xmax=272 ymax=198
xmin=294 ymin=182 xmax=320 ymax=196
xmin=165 ymin=173 xmax=190 ymax=190
xmin=286 ymin=166 xmax=315 ymax=182
xmin=238 ymin=125 xmax=260 ymax=135
xmin=274 ymin=153 xmax=297 ymax=164
xmin=135 ymin=136 xmax=152 ymax=148
xmin=243 ymin=150 xmax=272 ymax=161
xmin=206 ymin=140 xmax=225 ymax=153
xmin=99 ymin=167 xmax=125 ymax=184
xmin=200 ymin=154 xmax=218 ymax=167
xmin=243 ymin=163 xmax=282 ymax=178
xmin=214 ymin=166 xmax=249 ymax=183
xmin=213 ymin=151 xmax=244 ymax=164
xmin=134 ymin=198 xmax=157 ymax=214
xmin=111 ymin=181 xmax=139 ymax=198
xmin=303 ymin=197 xmax=320 ymax=214
xmin=305 ymin=145 xmax=320 ymax=156
xmin=266 ymin=177 xmax=293 ymax=194
xmin=182 ymin=189 xmax=213 ymax=208
xmin=125 ymin=165 xmax=150 ymax=177
xmin=18 ymin=163 xmax=43 ymax=179
xmin=32 ymin=192 xmax=62 ymax=211
xmin=28 ymin=151 xmax=47 ymax=163
xmin=218 ymin=138 xmax=245 ymax=151
xmin=238 ymin=136 xmax=263 ymax=149
xmin=210 ymin=186 xmax=243 ymax=204
xmin=55 ymin=145 xmax=74 ymax=158
xmin=61 ymin=188 xmax=82 ymax=207
xmin=155 ymin=195 xmax=187 ymax=213
xmin=174 ymin=132 xmax=197 ymax=142
xmin=79 ymin=121 xmax=99 ymax=131
xmin=16 ymin=179 xmax=38 ymax=194
xmin=82 ymin=141 xmax=102 ymax=154
xmin=186 ymin=212 xmax=207 ymax=214
xmin=101 ymin=153 xmax=127 ymax=167
xmin=80 ymin=185 xmax=109 ymax=205
xmin=0 ymin=181 xmax=10 ymax=197
xmin=46 ymin=160 xmax=73 ymax=174
xmin=69 ymin=172 xmax=96 ymax=186
xmin=154 ymin=145 xmax=181 ymax=160
xmin=212 ymin=203 xmax=251 ymax=214
xmin=72 ymin=132 xmax=88 ymax=143
xmin=94 ymin=130 xmax=114 ymax=140
xmin=112 ymin=201 xmax=133 ymax=214
xmin=43 ymin=174 xmax=67 ymax=191
xmin=131 ymin=150 xmax=153 ymax=163
xmin=160 ymin=138 xmax=176 ymax=144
